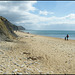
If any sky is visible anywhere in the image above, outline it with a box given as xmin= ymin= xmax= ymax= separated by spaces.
xmin=0 ymin=1 xmax=75 ymax=30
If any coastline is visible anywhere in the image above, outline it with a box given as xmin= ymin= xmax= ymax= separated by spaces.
xmin=24 ymin=30 xmax=75 ymax=40
xmin=23 ymin=30 xmax=75 ymax=42
xmin=0 ymin=31 xmax=75 ymax=74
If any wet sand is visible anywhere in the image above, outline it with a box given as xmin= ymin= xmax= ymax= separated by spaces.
xmin=0 ymin=31 xmax=75 ymax=74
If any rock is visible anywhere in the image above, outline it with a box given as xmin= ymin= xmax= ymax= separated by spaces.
xmin=23 ymin=52 xmax=30 ymax=55
xmin=24 ymin=61 xmax=27 ymax=63
xmin=24 ymin=61 xmax=28 ymax=65
xmin=28 ymin=62 xmax=34 ymax=65
xmin=19 ymin=58 xmax=22 ymax=60
xmin=65 ymin=61 xmax=67 ymax=63
xmin=12 ymin=69 xmax=18 ymax=73
xmin=36 ymin=68 xmax=41 ymax=73
xmin=13 ymin=62 xmax=19 ymax=67
xmin=27 ymin=68 xmax=32 ymax=71
xmin=27 ymin=57 xmax=37 ymax=60
xmin=34 ymin=62 xmax=38 ymax=64
xmin=20 ymin=65 xmax=24 ymax=68
xmin=15 ymin=69 xmax=18 ymax=72
xmin=0 ymin=65 xmax=5 ymax=69
xmin=13 ymin=62 xmax=17 ymax=65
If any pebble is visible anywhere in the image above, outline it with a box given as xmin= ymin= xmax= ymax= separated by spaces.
xmin=36 ymin=68 xmax=41 ymax=73
xmin=23 ymin=57 xmax=27 ymax=59
xmin=24 ymin=61 xmax=28 ymax=65
xmin=13 ymin=62 xmax=19 ymax=66
xmin=20 ymin=65 xmax=24 ymax=68
xmin=13 ymin=69 xmax=18 ymax=73
xmin=65 ymin=61 xmax=67 ymax=63
xmin=24 ymin=61 xmax=27 ymax=63
xmin=0 ymin=70 xmax=3 ymax=73
xmin=28 ymin=62 xmax=34 ymax=65
xmin=35 ymin=62 xmax=38 ymax=64
xmin=16 ymin=64 xmax=19 ymax=67
xmin=27 ymin=68 xmax=32 ymax=71
xmin=0 ymin=65 xmax=5 ymax=69
xmin=13 ymin=62 xmax=17 ymax=65
xmin=18 ymin=73 xmax=22 ymax=75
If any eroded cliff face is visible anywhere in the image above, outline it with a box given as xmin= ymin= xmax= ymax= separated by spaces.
xmin=17 ymin=26 xmax=25 ymax=30
xmin=0 ymin=16 xmax=17 ymax=40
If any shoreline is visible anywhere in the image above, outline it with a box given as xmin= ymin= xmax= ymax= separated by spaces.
xmin=19 ymin=30 xmax=75 ymax=42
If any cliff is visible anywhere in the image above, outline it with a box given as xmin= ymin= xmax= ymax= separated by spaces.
xmin=0 ymin=16 xmax=17 ymax=40
xmin=10 ymin=24 xmax=25 ymax=31
xmin=17 ymin=26 xmax=25 ymax=30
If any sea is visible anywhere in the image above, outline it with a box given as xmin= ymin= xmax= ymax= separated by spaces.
xmin=23 ymin=30 xmax=75 ymax=40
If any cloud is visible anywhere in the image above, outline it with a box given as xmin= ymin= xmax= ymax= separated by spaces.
xmin=0 ymin=1 xmax=37 ymax=24
xmin=39 ymin=10 xmax=54 ymax=15
xmin=39 ymin=10 xmax=48 ymax=15
xmin=15 ymin=12 xmax=75 ymax=30
xmin=0 ymin=1 xmax=37 ymax=12
xmin=64 ymin=14 xmax=75 ymax=19
xmin=0 ymin=1 xmax=75 ymax=30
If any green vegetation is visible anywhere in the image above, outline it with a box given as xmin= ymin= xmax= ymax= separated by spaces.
xmin=0 ymin=16 xmax=17 ymax=40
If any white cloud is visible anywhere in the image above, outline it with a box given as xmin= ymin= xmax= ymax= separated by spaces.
xmin=0 ymin=1 xmax=37 ymax=12
xmin=0 ymin=1 xmax=37 ymax=22
xmin=39 ymin=10 xmax=48 ymax=15
xmin=64 ymin=14 xmax=75 ymax=19
xmin=15 ymin=12 xmax=75 ymax=28
xmin=39 ymin=10 xmax=54 ymax=15
xmin=0 ymin=1 xmax=75 ymax=30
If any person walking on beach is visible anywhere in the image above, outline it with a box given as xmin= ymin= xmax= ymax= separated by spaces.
xmin=66 ymin=34 xmax=69 ymax=40
xmin=65 ymin=37 xmax=66 ymax=40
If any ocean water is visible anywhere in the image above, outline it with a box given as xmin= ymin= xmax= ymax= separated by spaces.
xmin=23 ymin=30 xmax=75 ymax=40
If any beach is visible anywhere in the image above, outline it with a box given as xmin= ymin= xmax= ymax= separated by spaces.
xmin=0 ymin=31 xmax=75 ymax=74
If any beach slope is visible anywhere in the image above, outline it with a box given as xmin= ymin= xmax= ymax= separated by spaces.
xmin=0 ymin=31 xmax=75 ymax=74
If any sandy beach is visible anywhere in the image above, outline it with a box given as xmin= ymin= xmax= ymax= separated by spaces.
xmin=0 ymin=31 xmax=75 ymax=74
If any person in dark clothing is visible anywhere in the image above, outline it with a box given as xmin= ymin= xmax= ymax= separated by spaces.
xmin=65 ymin=37 xmax=66 ymax=40
xmin=66 ymin=34 xmax=69 ymax=40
